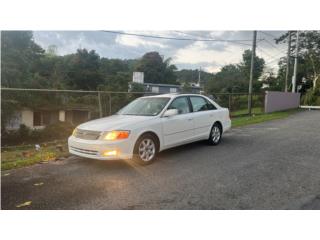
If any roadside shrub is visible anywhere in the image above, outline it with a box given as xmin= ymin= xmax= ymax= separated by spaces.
xmin=18 ymin=124 xmax=30 ymax=139
xmin=1 ymin=122 xmax=74 ymax=147
xmin=302 ymin=89 xmax=319 ymax=105
xmin=42 ymin=121 xmax=74 ymax=140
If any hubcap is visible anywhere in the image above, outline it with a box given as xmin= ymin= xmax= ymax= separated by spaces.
xmin=138 ymin=138 xmax=156 ymax=161
xmin=211 ymin=126 xmax=221 ymax=143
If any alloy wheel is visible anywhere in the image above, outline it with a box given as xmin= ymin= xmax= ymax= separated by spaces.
xmin=211 ymin=126 xmax=221 ymax=143
xmin=138 ymin=138 xmax=156 ymax=162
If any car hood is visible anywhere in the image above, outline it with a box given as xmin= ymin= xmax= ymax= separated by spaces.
xmin=76 ymin=114 xmax=154 ymax=132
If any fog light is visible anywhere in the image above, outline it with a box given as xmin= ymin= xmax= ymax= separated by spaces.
xmin=103 ymin=150 xmax=118 ymax=156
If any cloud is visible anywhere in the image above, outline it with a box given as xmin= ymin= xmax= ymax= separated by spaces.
xmin=32 ymin=31 xmax=288 ymax=72
xmin=115 ymin=34 xmax=169 ymax=48
xmin=173 ymin=41 xmax=247 ymax=67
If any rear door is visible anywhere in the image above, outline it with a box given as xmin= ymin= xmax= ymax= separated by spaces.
xmin=189 ymin=96 xmax=217 ymax=139
xmin=161 ymin=96 xmax=195 ymax=148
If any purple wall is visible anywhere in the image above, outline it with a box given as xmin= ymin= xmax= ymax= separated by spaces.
xmin=265 ymin=91 xmax=300 ymax=113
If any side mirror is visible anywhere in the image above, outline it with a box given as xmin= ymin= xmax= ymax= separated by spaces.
xmin=163 ymin=109 xmax=178 ymax=117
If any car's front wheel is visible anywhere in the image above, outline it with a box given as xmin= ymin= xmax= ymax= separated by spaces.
xmin=133 ymin=133 xmax=158 ymax=165
xmin=208 ymin=123 xmax=222 ymax=145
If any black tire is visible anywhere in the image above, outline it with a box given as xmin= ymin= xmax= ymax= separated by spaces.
xmin=132 ymin=133 xmax=159 ymax=165
xmin=208 ymin=123 xmax=222 ymax=145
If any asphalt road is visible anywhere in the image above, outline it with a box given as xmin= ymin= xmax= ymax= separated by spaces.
xmin=2 ymin=110 xmax=320 ymax=210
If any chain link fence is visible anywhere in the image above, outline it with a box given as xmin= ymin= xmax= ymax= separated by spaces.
xmin=208 ymin=92 xmax=265 ymax=117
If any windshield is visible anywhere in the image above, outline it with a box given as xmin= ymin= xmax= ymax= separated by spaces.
xmin=117 ymin=97 xmax=170 ymax=116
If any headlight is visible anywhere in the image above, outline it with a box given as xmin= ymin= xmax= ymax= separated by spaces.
xmin=102 ymin=130 xmax=130 ymax=140
xmin=72 ymin=128 xmax=77 ymax=136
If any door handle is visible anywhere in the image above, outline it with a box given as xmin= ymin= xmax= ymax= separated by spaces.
xmin=188 ymin=118 xmax=193 ymax=121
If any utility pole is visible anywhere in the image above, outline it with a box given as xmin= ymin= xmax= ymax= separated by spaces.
xmin=198 ymin=67 xmax=201 ymax=87
xmin=285 ymin=31 xmax=291 ymax=92
xmin=98 ymin=91 xmax=103 ymax=118
xmin=292 ymin=31 xmax=299 ymax=93
xmin=248 ymin=30 xmax=257 ymax=115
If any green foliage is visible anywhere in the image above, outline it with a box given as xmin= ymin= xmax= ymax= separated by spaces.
xmin=206 ymin=49 xmax=265 ymax=94
xmin=2 ymin=122 xmax=74 ymax=146
xmin=276 ymin=31 xmax=320 ymax=92
xmin=260 ymin=69 xmax=283 ymax=91
xmin=134 ymin=52 xmax=178 ymax=84
xmin=176 ymin=69 xmax=213 ymax=87
xmin=301 ymin=82 xmax=320 ymax=105
xmin=1 ymin=142 xmax=69 ymax=170
xmin=1 ymin=99 xmax=20 ymax=132
xmin=66 ymin=49 xmax=104 ymax=90
xmin=129 ymin=82 xmax=145 ymax=92
xmin=1 ymin=31 xmax=44 ymax=88
xmin=238 ymin=49 xmax=265 ymax=82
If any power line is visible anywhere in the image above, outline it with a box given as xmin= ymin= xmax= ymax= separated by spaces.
xmin=264 ymin=58 xmax=281 ymax=66
xmin=264 ymin=54 xmax=286 ymax=66
xmin=174 ymin=30 xmax=259 ymax=46
xmin=256 ymin=46 xmax=286 ymax=65
xmin=260 ymin=39 xmax=287 ymax=54
xmin=256 ymin=46 xmax=280 ymax=59
xmin=102 ymin=30 xmax=262 ymax=45
xmin=259 ymin=31 xmax=279 ymax=39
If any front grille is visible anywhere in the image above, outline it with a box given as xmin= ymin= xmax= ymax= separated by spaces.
xmin=70 ymin=146 xmax=98 ymax=155
xmin=74 ymin=129 xmax=101 ymax=140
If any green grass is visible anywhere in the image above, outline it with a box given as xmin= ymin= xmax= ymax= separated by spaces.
xmin=1 ymin=143 xmax=69 ymax=171
xmin=231 ymin=107 xmax=263 ymax=117
xmin=232 ymin=109 xmax=298 ymax=127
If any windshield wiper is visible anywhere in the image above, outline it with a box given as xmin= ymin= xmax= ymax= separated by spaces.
xmin=120 ymin=113 xmax=153 ymax=116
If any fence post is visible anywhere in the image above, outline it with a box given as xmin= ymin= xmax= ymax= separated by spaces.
xmin=98 ymin=91 xmax=103 ymax=118
xmin=109 ymin=93 xmax=112 ymax=115
xmin=228 ymin=94 xmax=231 ymax=112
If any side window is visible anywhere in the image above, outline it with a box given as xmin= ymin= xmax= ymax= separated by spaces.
xmin=205 ymin=99 xmax=217 ymax=110
xmin=168 ymin=97 xmax=190 ymax=114
xmin=190 ymin=96 xmax=216 ymax=112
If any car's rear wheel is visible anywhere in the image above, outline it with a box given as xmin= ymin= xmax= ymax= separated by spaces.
xmin=208 ymin=123 xmax=222 ymax=145
xmin=133 ymin=133 xmax=158 ymax=165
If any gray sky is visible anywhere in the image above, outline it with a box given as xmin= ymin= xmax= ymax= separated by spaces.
xmin=33 ymin=31 xmax=288 ymax=73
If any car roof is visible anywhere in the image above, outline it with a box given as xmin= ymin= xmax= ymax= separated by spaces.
xmin=142 ymin=93 xmax=205 ymax=99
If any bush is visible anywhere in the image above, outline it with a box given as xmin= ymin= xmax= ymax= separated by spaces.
xmin=302 ymin=86 xmax=320 ymax=106
xmin=42 ymin=121 xmax=74 ymax=140
xmin=1 ymin=122 xmax=74 ymax=146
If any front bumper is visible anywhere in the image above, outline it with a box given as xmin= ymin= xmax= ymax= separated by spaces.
xmin=68 ymin=136 xmax=134 ymax=160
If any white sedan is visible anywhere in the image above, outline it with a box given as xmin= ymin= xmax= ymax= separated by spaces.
xmin=68 ymin=93 xmax=231 ymax=165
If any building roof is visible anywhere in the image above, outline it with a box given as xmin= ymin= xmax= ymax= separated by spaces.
xmin=142 ymin=83 xmax=181 ymax=88
xmin=23 ymin=106 xmax=92 ymax=112
xmin=142 ymin=82 xmax=201 ymax=89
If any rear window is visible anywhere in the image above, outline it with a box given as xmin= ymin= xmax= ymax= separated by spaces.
xmin=190 ymin=96 xmax=216 ymax=112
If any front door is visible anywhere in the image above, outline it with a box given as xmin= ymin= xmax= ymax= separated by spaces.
xmin=162 ymin=96 xmax=194 ymax=148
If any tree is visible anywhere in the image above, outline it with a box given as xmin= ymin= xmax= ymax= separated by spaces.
xmin=238 ymin=49 xmax=265 ymax=92
xmin=207 ymin=64 xmax=245 ymax=93
xmin=1 ymin=31 xmax=44 ymax=87
xmin=46 ymin=45 xmax=58 ymax=56
xmin=176 ymin=69 xmax=213 ymax=87
xmin=260 ymin=68 xmax=282 ymax=91
xmin=66 ymin=49 xmax=104 ymax=90
xmin=276 ymin=31 xmax=320 ymax=91
xmin=134 ymin=52 xmax=178 ymax=84
xmin=206 ymin=50 xmax=265 ymax=94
